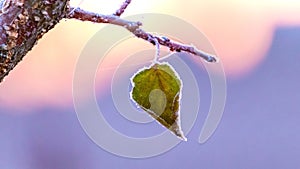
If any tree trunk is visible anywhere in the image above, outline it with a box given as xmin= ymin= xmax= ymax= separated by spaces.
xmin=0 ymin=0 xmax=69 ymax=82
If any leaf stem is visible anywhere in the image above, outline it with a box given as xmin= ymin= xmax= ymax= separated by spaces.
xmin=152 ymin=37 xmax=160 ymax=64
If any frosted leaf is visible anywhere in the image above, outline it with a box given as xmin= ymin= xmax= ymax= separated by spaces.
xmin=130 ymin=62 xmax=186 ymax=141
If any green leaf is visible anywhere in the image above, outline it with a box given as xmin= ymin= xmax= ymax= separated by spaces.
xmin=130 ymin=62 xmax=186 ymax=141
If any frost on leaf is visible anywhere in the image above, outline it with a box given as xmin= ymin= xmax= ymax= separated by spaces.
xmin=130 ymin=62 xmax=186 ymax=141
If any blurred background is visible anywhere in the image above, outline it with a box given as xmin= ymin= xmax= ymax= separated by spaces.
xmin=0 ymin=0 xmax=300 ymax=168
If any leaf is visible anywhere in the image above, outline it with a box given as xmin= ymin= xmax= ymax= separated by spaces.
xmin=130 ymin=62 xmax=186 ymax=141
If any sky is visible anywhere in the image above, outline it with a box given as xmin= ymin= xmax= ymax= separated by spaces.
xmin=0 ymin=1 xmax=300 ymax=168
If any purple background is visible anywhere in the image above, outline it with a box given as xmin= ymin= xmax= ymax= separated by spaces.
xmin=0 ymin=27 xmax=300 ymax=168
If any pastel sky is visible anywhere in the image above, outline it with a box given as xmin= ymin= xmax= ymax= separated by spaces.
xmin=0 ymin=0 xmax=299 ymax=111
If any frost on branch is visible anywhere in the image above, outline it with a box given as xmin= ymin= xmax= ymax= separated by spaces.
xmin=0 ymin=0 xmax=218 ymax=83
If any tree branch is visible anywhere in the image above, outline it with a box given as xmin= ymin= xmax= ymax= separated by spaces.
xmin=67 ymin=7 xmax=218 ymax=63
xmin=0 ymin=0 xmax=217 ymax=83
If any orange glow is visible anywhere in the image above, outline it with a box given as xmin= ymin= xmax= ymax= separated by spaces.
xmin=0 ymin=0 xmax=300 ymax=112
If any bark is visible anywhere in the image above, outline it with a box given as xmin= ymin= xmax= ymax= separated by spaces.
xmin=0 ymin=0 xmax=69 ymax=82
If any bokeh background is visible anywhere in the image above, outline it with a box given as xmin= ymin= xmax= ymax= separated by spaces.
xmin=0 ymin=0 xmax=300 ymax=168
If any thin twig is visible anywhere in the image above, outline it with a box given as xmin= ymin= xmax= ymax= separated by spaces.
xmin=67 ymin=0 xmax=84 ymax=16
xmin=67 ymin=7 xmax=218 ymax=63
xmin=114 ymin=0 xmax=132 ymax=17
